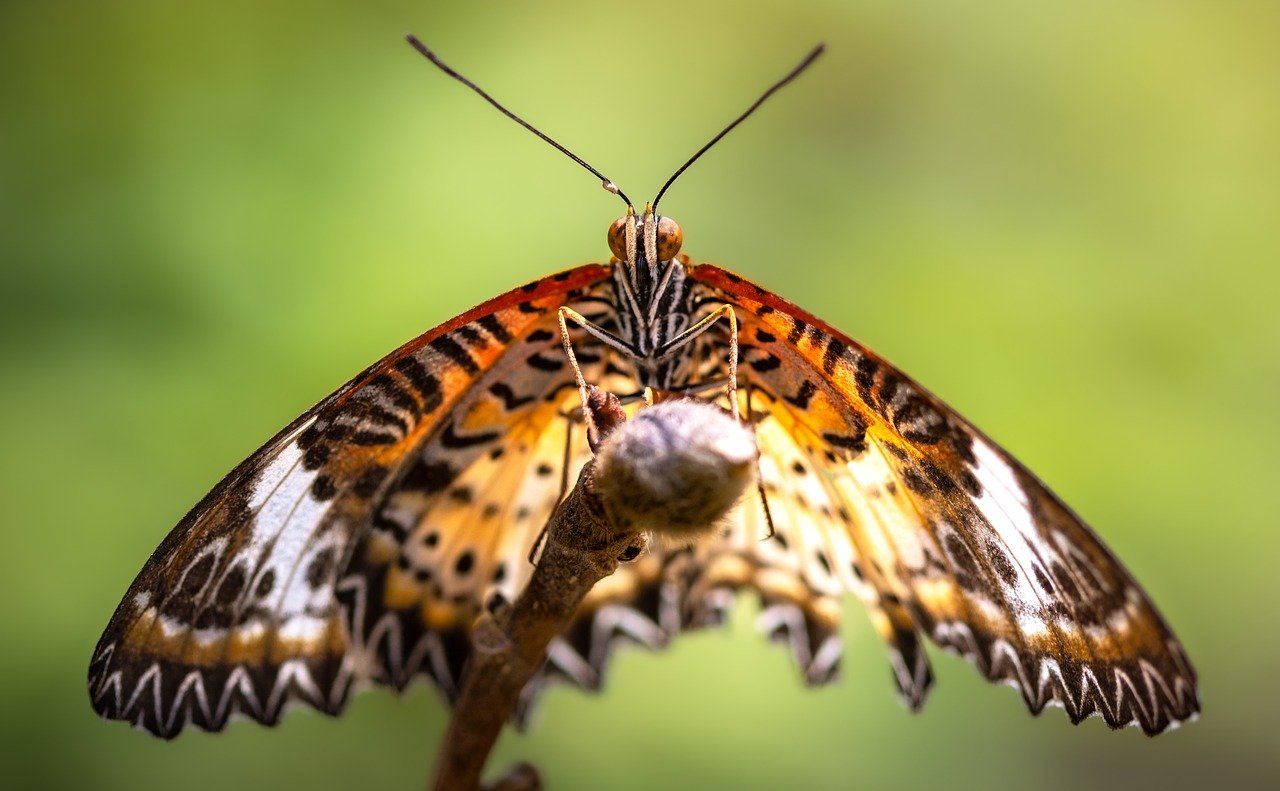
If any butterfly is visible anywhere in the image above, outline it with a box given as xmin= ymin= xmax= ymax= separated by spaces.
xmin=88 ymin=37 xmax=1198 ymax=741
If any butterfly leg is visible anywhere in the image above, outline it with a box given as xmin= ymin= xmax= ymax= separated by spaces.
xmin=557 ymin=306 xmax=638 ymax=445
xmin=656 ymin=304 xmax=740 ymax=421
xmin=745 ymin=379 xmax=777 ymax=540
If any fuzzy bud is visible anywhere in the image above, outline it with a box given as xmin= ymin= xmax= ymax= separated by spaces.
xmin=595 ymin=399 xmax=757 ymax=537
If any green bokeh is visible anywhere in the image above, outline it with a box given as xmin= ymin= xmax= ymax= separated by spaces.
xmin=3 ymin=0 xmax=1277 ymax=788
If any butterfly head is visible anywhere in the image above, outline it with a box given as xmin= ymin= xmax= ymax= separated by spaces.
xmin=604 ymin=203 xmax=696 ymax=389
xmin=607 ymin=204 xmax=683 ymax=266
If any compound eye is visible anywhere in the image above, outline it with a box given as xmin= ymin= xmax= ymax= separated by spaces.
xmin=655 ymin=216 xmax=683 ymax=260
xmin=606 ymin=217 xmax=628 ymax=260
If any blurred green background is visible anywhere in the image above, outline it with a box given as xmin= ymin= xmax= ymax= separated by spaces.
xmin=3 ymin=0 xmax=1277 ymax=788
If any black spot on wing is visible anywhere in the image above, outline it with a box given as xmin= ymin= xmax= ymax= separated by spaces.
xmin=890 ymin=394 xmax=946 ymax=445
xmin=363 ymin=404 xmax=411 ymax=435
xmin=353 ymin=465 xmax=389 ymax=498
xmin=306 ymin=548 xmax=336 ymax=589
xmin=302 ymin=443 xmax=330 ymax=471
xmin=750 ymin=354 xmax=782 ymax=373
xmin=429 ymin=336 xmax=480 ymax=376
xmin=368 ymin=374 xmax=422 ymax=420
xmin=853 ymin=354 xmax=878 ymax=403
xmin=311 ymin=475 xmax=337 ymax=501
xmin=526 ymin=352 xmax=564 ymax=372
xmin=393 ymin=356 xmax=444 ymax=413
xmin=440 ymin=423 xmax=501 ymax=449
xmin=478 ymin=314 xmax=513 ymax=343
xmin=488 ymin=382 xmax=535 ymax=410
xmin=815 ymin=551 xmax=832 ymax=575
xmin=180 ymin=554 xmax=215 ymax=599
xmin=943 ymin=533 xmax=983 ymax=592
xmin=455 ymin=551 xmax=475 ymax=576
xmin=785 ymin=380 xmax=818 ymax=409
xmin=1034 ymin=566 xmax=1055 ymax=595
xmin=822 ymin=430 xmax=866 ymax=455
xmin=455 ymin=324 xmax=486 ymax=349
xmin=821 ymin=338 xmax=846 ymax=375
xmin=398 ymin=459 xmax=458 ymax=495
xmin=349 ymin=430 xmax=399 ymax=447
xmin=209 ymin=564 xmax=247 ymax=624
xmin=525 ymin=328 xmax=556 ymax=343
xmin=985 ymin=541 xmax=1019 ymax=588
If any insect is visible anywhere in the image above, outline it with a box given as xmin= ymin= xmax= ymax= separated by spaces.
xmin=89 ymin=36 xmax=1198 ymax=741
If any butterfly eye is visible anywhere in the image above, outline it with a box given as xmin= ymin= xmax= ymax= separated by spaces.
xmin=606 ymin=217 xmax=628 ymax=260
xmin=655 ymin=216 xmax=683 ymax=260
xmin=617 ymin=544 xmax=642 ymax=562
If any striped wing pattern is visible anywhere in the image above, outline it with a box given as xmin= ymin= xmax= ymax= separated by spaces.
xmin=88 ymin=265 xmax=612 ymax=737
xmin=678 ymin=264 xmax=1200 ymax=734
xmin=512 ymin=264 xmax=1197 ymax=736
xmin=90 ymin=256 xmax=1198 ymax=739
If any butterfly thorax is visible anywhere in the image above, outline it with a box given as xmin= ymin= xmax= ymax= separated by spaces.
xmin=605 ymin=207 xmax=701 ymax=389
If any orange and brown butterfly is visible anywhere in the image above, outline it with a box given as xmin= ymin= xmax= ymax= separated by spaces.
xmin=88 ymin=36 xmax=1198 ymax=740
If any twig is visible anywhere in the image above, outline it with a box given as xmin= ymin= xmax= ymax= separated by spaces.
xmin=427 ymin=390 xmax=756 ymax=790
xmin=428 ymin=393 xmax=643 ymax=791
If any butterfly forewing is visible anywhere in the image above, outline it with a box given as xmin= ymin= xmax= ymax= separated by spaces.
xmin=336 ymin=316 xmax=631 ymax=699
xmin=684 ymin=263 xmax=1199 ymax=734
xmin=88 ymin=265 xmax=612 ymax=737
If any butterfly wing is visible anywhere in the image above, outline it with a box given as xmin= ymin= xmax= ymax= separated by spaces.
xmin=92 ymin=255 xmax=1200 ymax=738
xmin=684 ymin=263 xmax=1199 ymax=735
xmin=88 ymin=264 xmax=614 ymax=737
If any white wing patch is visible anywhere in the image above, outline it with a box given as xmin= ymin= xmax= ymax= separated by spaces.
xmin=246 ymin=418 xmax=316 ymax=513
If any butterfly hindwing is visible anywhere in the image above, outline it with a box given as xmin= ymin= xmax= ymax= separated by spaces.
xmin=336 ymin=324 xmax=627 ymax=701
xmin=685 ymin=263 xmax=1199 ymax=734
xmin=88 ymin=264 xmax=612 ymax=737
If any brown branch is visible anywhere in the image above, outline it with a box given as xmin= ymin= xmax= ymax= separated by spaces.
xmin=427 ymin=391 xmax=755 ymax=790
xmin=428 ymin=394 xmax=643 ymax=791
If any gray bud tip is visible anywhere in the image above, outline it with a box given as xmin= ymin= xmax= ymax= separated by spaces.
xmin=595 ymin=399 xmax=757 ymax=537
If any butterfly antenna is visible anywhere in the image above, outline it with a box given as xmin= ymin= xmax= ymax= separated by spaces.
xmin=653 ymin=44 xmax=825 ymax=213
xmin=406 ymin=34 xmax=632 ymax=210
